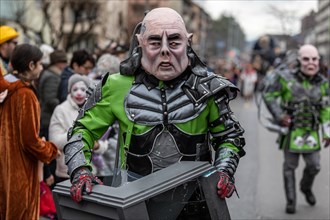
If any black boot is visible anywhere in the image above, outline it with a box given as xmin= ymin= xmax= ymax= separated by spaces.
xmin=300 ymin=188 xmax=316 ymax=206
xmin=300 ymin=168 xmax=319 ymax=206
xmin=286 ymin=201 xmax=295 ymax=214
xmin=284 ymin=170 xmax=296 ymax=214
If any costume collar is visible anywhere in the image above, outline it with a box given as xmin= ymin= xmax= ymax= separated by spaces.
xmin=134 ymin=67 xmax=191 ymax=90
xmin=296 ymin=70 xmax=322 ymax=84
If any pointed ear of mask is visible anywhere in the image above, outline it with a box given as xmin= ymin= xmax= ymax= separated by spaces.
xmin=187 ymin=45 xmax=208 ymax=76
xmin=120 ymin=22 xmax=142 ymax=76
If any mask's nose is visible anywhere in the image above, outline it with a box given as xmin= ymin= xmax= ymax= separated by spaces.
xmin=160 ymin=34 xmax=170 ymax=57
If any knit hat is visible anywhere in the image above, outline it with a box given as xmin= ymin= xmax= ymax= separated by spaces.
xmin=0 ymin=26 xmax=19 ymax=44
xmin=68 ymin=74 xmax=91 ymax=92
xmin=50 ymin=50 xmax=68 ymax=65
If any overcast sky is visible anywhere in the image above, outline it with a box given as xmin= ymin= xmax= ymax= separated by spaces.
xmin=202 ymin=0 xmax=318 ymax=41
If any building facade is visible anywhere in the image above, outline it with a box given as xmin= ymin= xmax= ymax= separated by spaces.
xmin=0 ymin=0 xmax=211 ymax=59
xmin=300 ymin=10 xmax=317 ymax=45
xmin=315 ymin=0 xmax=330 ymax=64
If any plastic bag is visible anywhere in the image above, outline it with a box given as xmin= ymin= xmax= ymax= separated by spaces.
xmin=40 ymin=181 xmax=57 ymax=219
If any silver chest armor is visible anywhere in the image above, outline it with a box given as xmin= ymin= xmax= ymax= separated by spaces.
xmin=125 ymin=80 xmax=206 ymax=125
xmin=150 ymin=128 xmax=181 ymax=172
xmin=286 ymin=74 xmax=324 ymax=130
xmin=124 ymin=81 xmax=207 ymax=174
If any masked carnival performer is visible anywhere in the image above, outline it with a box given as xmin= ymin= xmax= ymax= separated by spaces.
xmin=262 ymin=44 xmax=330 ymax=214
xmin=64 ymin=7 xmax=246 ymax=218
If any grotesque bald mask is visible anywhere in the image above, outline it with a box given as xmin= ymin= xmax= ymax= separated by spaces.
xmin=298 ymin=44 xmax=320 ymax=77
xmin=136 ymin=7 xmax=193 ymax=81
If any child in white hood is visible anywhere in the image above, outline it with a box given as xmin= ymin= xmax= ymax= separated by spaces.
xmin=49 ymin=74 xmax=108 ymax=184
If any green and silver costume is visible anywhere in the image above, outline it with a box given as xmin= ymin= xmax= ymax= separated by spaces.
xmin=64 ymin=64 xmax=245 ymax=178
xmin=263 ymin=68 xmax=330 ymax=152
xmin=263 ymin=66 xmax=329 ymax=211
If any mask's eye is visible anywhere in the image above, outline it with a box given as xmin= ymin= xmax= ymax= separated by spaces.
xmin=169 ymin=42 xmax=180 ymax=48
xmin=150 ymin=41 xmax=161 ymax=47
xmin=147 ymin=35 xmax=162 ymax=49
xmin=302 ymin=57 xmax=319 ymax=62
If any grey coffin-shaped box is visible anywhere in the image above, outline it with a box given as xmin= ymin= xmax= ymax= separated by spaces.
xmin=53 ymin=161 xmax=231 ymax=220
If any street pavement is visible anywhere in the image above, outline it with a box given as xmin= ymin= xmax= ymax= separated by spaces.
xmin=226 ymin=96 xmax=330 ymax=220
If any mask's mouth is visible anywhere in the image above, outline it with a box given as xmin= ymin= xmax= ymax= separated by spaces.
xmin=160 ymin=62 xmax=172 ymax=68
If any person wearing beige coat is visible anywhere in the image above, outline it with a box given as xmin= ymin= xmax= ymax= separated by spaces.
xmin=49 ymin=75 xmax=108 ymax=184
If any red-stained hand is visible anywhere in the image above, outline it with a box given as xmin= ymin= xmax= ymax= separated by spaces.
xmin=217 ymin=171 xmax=235 ymax=199
xmin=70 ymin=167 xmax=103 ymax=203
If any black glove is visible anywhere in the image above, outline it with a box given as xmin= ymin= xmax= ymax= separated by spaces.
xmin=70 ymin=167 xmax=103 ymax=203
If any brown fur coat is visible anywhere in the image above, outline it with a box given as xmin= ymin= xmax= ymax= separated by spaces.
xmin=0 ymin=74 xmax=58 ymax=220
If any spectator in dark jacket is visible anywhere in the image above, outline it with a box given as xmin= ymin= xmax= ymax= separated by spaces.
xmin=38 ymin=50 xmax=67 ymax=189
xmin=38 ymin=50 xmax=68 ymax=139
xmin=57 ymin=49 xmax=95 ymax=103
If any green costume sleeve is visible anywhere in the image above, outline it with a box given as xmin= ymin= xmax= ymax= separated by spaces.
xmin=262 ymin=75 xmax=289 ymax=123
xmin=71 ymin=77 xmax=117 ymax=166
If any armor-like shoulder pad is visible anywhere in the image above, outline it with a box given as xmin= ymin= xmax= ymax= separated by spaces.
xmin=63 ymin=133 xmax=88 ymax=177
xmin=76 ymin=73 xmax=109 ymax=121
xmin=261 ymin=68 xmax=292 ymax=94
xmin=277 ymin=68 xmax=294 ymax=81
xmin=184 ymin=72 xmax=238 ymax=105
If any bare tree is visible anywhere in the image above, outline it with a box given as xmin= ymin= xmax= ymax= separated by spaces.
xmin=267 ymin=4 xmax=298 ymax=36
xmin=2 ymin=0 xmax=100 ymax=51
xmin=63 ymin=0 xmax=100 ymax=51
xmin=10 ymin=1 xmax=42 ymax=43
